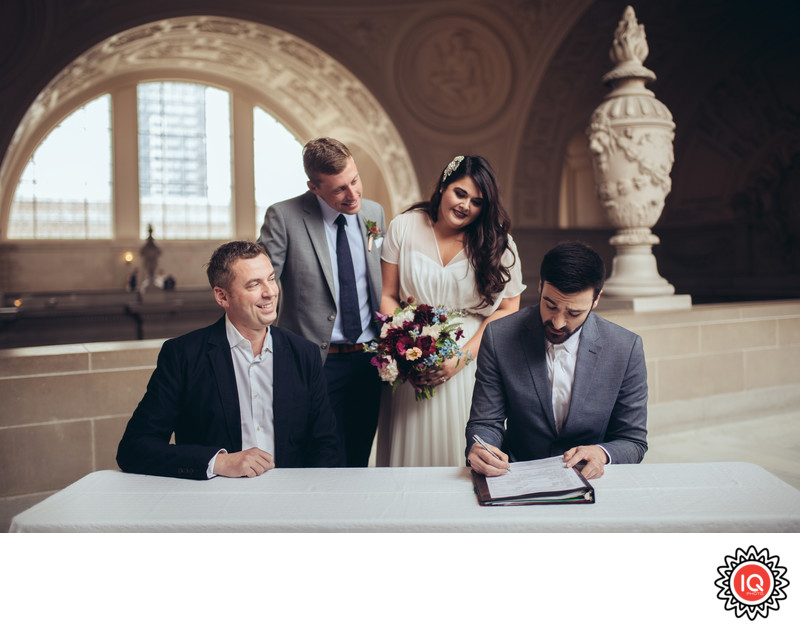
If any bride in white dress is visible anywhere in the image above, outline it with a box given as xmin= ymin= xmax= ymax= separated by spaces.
xmin=376 ymin=155 xmax=526 ymax=466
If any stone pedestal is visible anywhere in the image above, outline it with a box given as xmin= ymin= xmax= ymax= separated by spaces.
xmin=603 ymin=242 xmax=674 ymax=297
xmin=598 ymin=294 xmax=692 ymax=313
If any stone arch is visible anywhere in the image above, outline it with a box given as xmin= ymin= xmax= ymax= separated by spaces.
xmin=0 ymin=15 xmax=419 ymax=236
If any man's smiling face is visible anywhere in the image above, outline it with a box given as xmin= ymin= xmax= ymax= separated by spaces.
xmin=307 ymin=156 xmax=363 ymax=215
xmin=214 ymin=254 xmax=279 ymax=335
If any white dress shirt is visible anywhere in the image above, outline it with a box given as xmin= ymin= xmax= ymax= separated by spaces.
xmin=317 ymin=197 xmax=376 ymax=344
xmin=206 ymin=316 xmax=275 ymax=478
xmin=545 ymin=332 xmax=581 ymax=434
xmin=545 ymin=329 xmax=612 ymax=463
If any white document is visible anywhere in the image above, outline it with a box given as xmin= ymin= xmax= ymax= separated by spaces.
xmin=485 ymin=455 xmax=586 ymax=499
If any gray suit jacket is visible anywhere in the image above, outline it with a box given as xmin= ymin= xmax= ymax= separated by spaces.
xmin=466 ymin=305 xmax=648 ymax=464
xmin=258 ymin=190 xmax=385 ymax=359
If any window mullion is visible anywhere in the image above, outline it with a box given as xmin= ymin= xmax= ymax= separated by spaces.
xmin=113 ymin=85 xmax=140 ymax=240
xmin=232 ymin=92 xmax=255 ymax=239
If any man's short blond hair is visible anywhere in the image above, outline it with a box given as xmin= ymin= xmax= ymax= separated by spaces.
xmin=303 ymin=137 xmax=352 ymax=185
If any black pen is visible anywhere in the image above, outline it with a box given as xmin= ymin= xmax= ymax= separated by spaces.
xmin=473 ymin=435 xmax=504 ymax=463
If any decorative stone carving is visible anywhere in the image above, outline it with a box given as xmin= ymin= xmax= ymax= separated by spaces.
xmin=396 ymin=16 xmax=512 ymax=132
xmin=587 ymin=6 xmax=682 ymax=301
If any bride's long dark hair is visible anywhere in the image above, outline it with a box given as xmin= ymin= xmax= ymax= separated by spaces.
xmin=406 ymin=155 xmax=514 ymax=308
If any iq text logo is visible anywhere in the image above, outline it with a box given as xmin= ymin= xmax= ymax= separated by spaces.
xmin=715 ymin=546 xmax=789 ymax=620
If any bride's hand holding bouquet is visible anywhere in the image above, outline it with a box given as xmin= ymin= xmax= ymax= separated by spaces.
xmin=363 ymin=298 xmax=469 ymax=401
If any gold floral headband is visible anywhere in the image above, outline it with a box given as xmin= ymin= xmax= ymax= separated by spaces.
xmin=442 ymin=155 xmax=465 ymax=182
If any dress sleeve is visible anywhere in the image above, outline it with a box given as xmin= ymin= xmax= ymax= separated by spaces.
xmin=501 ymin=235 xmax=527 ymax=298
xmin=380 ymin=212 xmax=405 ymax=265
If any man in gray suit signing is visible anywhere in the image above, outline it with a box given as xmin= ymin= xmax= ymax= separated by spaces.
xmin=466 ymin=242 xmax=648 ymax=479
xmin=258 ymin=138 xmax=385 ymax=467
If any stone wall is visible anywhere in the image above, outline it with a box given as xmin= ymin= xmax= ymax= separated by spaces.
xmin=606 ymin=301 xmax=800 ymax=430
xmin=0 ymin=340 xmax=161 ymax=530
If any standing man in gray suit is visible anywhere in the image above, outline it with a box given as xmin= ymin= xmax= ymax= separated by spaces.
xmin=258 ymin=138 xmax=385 ymax=467
xmin=466 ymin=242 xmax=648 ymax=479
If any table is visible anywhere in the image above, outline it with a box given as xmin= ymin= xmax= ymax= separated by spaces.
xmin=10 ymin=462 xmax=800 ymax=532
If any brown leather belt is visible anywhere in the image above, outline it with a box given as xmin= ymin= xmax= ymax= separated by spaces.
xmin=327 ymin=342 xmax=364 ymax=354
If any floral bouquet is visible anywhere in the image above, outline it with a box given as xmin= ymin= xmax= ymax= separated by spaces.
xmin=364 ymin=299 xmax=467 ymax=401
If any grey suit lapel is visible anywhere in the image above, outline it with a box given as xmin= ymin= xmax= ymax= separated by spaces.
xmin=524 ymin=306 xmax=558 ymax=431
xmin=565 ymin=312 xmax=601 ymax=428
xmin=301 ymin=193 xmax=336 ymax=300
xmin=356 ymin=209 xmax=382 ymax=313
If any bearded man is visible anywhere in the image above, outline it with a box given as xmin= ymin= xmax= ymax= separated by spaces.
xmin=466 ymin=242 xmax=648 ymax=480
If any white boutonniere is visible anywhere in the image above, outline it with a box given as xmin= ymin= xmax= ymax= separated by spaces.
xmin=365 ymin=220 xmax=384 ymax=252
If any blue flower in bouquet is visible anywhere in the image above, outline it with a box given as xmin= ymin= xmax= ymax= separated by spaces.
xmin=364 ymin=299 xmax=468 ymax=401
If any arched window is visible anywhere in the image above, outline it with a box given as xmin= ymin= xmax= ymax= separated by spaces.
xmin=8 ymin=96 xmax=112 ymax=239
xmin=0 ymin=16 xmax=414 ymax=296
xmin=6 ymin=82 xmax=308 ymax=241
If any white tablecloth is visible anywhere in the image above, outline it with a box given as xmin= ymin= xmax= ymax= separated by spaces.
xmin=10 ymin=462 xmax=800 ymax=532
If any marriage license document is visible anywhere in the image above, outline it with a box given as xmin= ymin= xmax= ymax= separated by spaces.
xmin=473 ymin=455 xmax=595 ymax=505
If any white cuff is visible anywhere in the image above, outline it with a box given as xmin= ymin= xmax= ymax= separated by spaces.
xmin=207 ymin=449 xmax=227 ymax=479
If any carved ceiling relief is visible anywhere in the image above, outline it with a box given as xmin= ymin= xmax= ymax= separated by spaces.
xmin=396 ymin=16 xmax=513 ymax=133
xmin=0 ymin=15 xmax=420 ymax=217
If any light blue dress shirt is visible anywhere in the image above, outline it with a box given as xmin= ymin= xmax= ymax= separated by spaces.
xmin=317 ymin=196 xmax=377 ymax=344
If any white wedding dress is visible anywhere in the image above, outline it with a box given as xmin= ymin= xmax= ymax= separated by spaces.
xmin=375 ymin=210 xmax=526 ymax=466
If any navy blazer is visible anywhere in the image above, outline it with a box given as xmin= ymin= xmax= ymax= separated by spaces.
xmin=117 ymin=317 xmax=341 ymax=479
xmin=466 ymin=305 xmax=648 ymax=464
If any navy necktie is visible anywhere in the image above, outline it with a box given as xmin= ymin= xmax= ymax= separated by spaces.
xmin=334 ymin=214 xmax=362 ymax=343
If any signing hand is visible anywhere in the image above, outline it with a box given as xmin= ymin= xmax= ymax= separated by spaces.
xmin=562 ymin=445 xmax=608 ymax=479
xmin=214 ymin=447 xmax=275 ymax=478
xmin=468 ymin=442 xmax=510 ymax=477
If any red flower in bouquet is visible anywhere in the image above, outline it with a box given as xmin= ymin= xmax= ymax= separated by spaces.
xmin=364 ymin=299 xmax=468 ymax=401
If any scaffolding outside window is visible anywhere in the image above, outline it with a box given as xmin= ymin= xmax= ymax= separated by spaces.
xmin=138 ymin=82 xmax=232 ymax=240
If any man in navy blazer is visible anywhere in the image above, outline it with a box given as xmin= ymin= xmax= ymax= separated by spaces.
xmin=466 ymin=242 xmax=648 ymax=479
xmin=117 ymin=241 xmax=341 ymax=480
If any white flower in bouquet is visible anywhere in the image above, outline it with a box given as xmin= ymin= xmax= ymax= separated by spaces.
xmin=377 ymin=357 xmax=399 ymax=383
xmin=392 ymin=309 xmax=415 ymax=327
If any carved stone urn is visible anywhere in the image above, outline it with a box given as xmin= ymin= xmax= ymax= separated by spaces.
xmin=587 ymin=6 xmax=677 ymax=298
